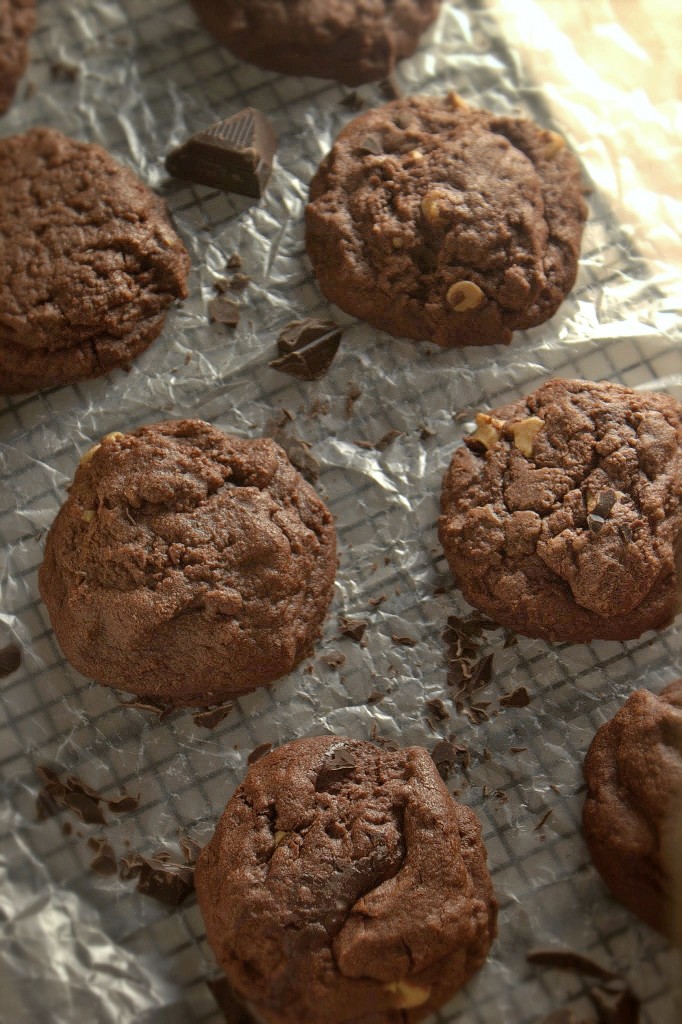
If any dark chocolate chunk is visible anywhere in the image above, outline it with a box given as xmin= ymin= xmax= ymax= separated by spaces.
xmin=587 ymin=514 xmax=605 ymax=534
xmin=527 ymin=948 xmax=618 ymax=981
xmin=165 ymin=108 xmax=276 ymax=198
xmin=321 ymin=650 xmax=346 ymax=669
xmin=592 ymin=489 xmax=618 ymax=519
xmin=136 ymin=861 xmax=195 ymax=906
xmin=64 ymin=791 xmax=108 ymax=825
xmin=500 ymin=686 xmax=531 ymax=708
xmin=247 ymin=743 xmax=273 ymax=766
xmin=357 ymin=133 xmax=384 ymax=155
xmin=315 ymin=746 xmax=356 ymax=791
xmin=88 ymin=836 xmax=118 ymax=876
xmin=209 ymin=295 xmax=241 ymax=326
xmin=270 ymin=319 xmax=343 ymax=381
xmin=338 ymin=616 xmax=367 ymax=642
xmin=0 ymin=642 xmax=21 ymax=678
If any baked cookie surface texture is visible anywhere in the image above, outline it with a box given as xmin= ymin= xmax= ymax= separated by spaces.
xmin=195 ymin=737 xmax=497 ymax=1023
xmin=306 ymin=95 xmax=587 ymax=347
xmin=0 ymin=128 xmax=190 ymax=394
xmin=583 ymin=680 xmax=682 ymax=937
xmin=39 ymin=421 xmax=337 ymax=705
xmin=0 ymin=0 xmax=35 ymax=114
xmin=189 ymin=0 xmax=442 ymax=86
xmin=439 ymin=379 xmax=682 ymax=643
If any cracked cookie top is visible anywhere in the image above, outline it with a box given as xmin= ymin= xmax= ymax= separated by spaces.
xmin=39 ymin=420 xmax=337 ymax=704
xmin=0 ymin=127 xmax=190 ymax=394
xmin=439 ymin=378 xmax=682 ymax=643
xmin=195 ymin=736 xmax=497 ymax=1024
xmin=190 ymin=0 xmax=441 ymax=86
xmin=583 ymin=679 xmax=682 ymax=936
xmin=0 ymin=0 xmax=35 ymax=114
xmin=306 ymin=94 xmax=587 ymax=348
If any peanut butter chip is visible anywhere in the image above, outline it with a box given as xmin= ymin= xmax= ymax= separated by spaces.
xmin=81 ymin=510 xmax=96 ymax=523
xmin=420 ymin=189 xmax=446 ymax=223
xmin=103 ymin=431 xmax=125 ymax=443
xmin=385 ymin=980 xmax=431 ymax=1009
xmin=539 ymin=130 xmax=565 ymax=159
xmin=447 ymin=91 xmax=467 ymax=110
xmin=510 ymin=416 xmax=544 ymax=456
xmin=469 ymin=412 xmax=505 ymax=450
xmin=446 ymin=280 xmax=484 ymax=312
xmin=273 ymin=831 xmax=288 ymax=848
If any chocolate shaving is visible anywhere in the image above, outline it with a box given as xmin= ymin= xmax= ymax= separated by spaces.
xmin=180 ymin=836 xmax=203 ymax=866
xmin=391 ymin=634 xmax=417 ymax=647
xmin=106 ymin=794 xmax=140 ymax=814
xmin=355 ymin=429 xmax=403 ymax=452
xmin=270 ymin=319 xmax=343 ymax=381
xmin=88 ymin=837 xmax=118 ymax=876
xmin=500 ymin=686 xmax=531 ymax=708
xmin=119 ymin=696 xmax=173 ymax=718
xmin=35 ymin=767 xmax=110 ymax=825
xmin=247 ymin=743 xmax=273 ymax=766
xmin=0 ymin=642 xmax=21 ymax=678
xmin=209 ymin=295 xmax=241 ymax=326
xmin=321 ymin=650 xmax=346 ymax=668
xmin=527 ymin=948 xmax=618 ymax=981
xmin=136 ymin=861 xmax=195 ymax=907
xmin=425 ymin=698 xmax=450 ymax=721
xmin=533 ymin=809 xmax=553 ymax=831
xmin=431 ymin=740 xmax=458 ymax=780
xmin=368 ymin=594 xmax=387 ymax=608
xmin=119 ymin=853 xmax=146 ymax=881
xmin=338 ymin=617 xmax=367 ymax=642
xmin=208 ymin=977 xmax=257 ymax=1024
xmin=192 ymin=703 xmax=234 ymax=730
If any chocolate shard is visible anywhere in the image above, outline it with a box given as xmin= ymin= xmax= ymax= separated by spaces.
xmin=338 ymin=616 xmax=367 ymax=642
xmin=431 ymin=739 xmax=458 ymax=780
xmin=209 ymin=295 xmax=241 ymax=326
xmin=88 ymin=837 xmax=118 ymax=876
xmin=165 ymin=108 xmax=276 ymax=199
xmin=247 ymin=743 xmax=273 ymax=766
xmin=0 ymin=642 xmax=21 ymax=678
xmin=269 ymin=319 xmax=343 ymax=381
xmin=136 ymin=861 xmax=195 ymax=907
xmin=315 ymin=746 xmax=356 ymax=791
xmin=500 ymin=685 xmax=531 ymax=708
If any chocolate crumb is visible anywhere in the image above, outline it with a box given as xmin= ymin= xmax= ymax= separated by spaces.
xmin=0 ymin=642 xmax=21 ymax=678
xmin=247 ymin=743 xmax=273 ymax=766
xmin=340 ymin=91 xmax=365 ymax=112
xmin=510 ymin=746 xmax=528 ymax=754
xmin=425 ymin=698 xmax=450 ymax=721
xmin=50 ymin=61 xmax=79 ymax=82
xmin=192 ymin=703 xmax=234 ymax=730
xmin=209 ymin=295 xmax=240 ymax=326
xmin=345 ymin=382 xmax=362 ymax=419
xmin=227 ymin=254 xmax=242 ymax=270
xmin=322 ymin=650 xmax=346 ymax=668
xmin=88 ymin=836 xmax=118 ymax=876
xmin=368 ymin=594 xmax=387 ymax=608
xmin=136 ymin=862 xmax=195 ymax=907
xmin=391 ymin=634 xmax=417 ymax=647
xmin=500 ymin=686 xmax=531 ymax=708
xmin=587 ymin=513 xmax=605 ymax=534
xmin=355 ymin=429 xmax=403 ymax=452
xmin=62 ymin=822 xmax=72 ymax=836
xmin=367 ymin=691 xmax=385 ymax=704
xmin=227 ymin=272 xmax=250 ymax=291
xmin=418 ymin=424 xmax=436 ymax=441
xmin=338 ymin=617 xmax=367 ymax=642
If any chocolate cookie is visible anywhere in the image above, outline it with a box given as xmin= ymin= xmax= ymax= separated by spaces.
xmin=439 ymin=379 xmax=682 ymax=643
xmin=0 ymin=0 xmax=35 ymax=114
xmin=0 ymin=128 xmax=190 ymax=394
xmin=189 ymin=0 xmax=441 ymax=86
xmin=39 ymin=420 xmax=336 ymax=705
xmin=195 ymin=737 xmax=497 ymax=1023
xmin=583 ymin=680 xmax=682 ymax=937
xmin=306 ymin=94 xmax=587 ymax=347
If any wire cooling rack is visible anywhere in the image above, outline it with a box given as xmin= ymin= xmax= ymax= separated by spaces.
xmin=1 ymin=2 xmax=680 ymax=1022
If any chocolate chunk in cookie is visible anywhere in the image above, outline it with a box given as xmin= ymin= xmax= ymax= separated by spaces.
xmin=0 ymin=128 xmax=190 ymax=394
xmin=583 ymin=680 xmax=682 ymax=937
xmin=306 ymin=94 xmax=587 ymax=347
xmin=39 ymin=420 xmax=337 ymax=705
xmin=0 ymin=0 xmax=35 ymax=114
xmin=439 ymin=379 xmax=682 ymax=643
xmin=195 ymin=736 xmax=497 ymax=1023
xmin=189 ymin=0 xmax=442 ymax=86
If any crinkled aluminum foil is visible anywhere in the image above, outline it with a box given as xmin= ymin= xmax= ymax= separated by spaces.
xmin=1 ymin=1 xmax=681 ymax=1022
